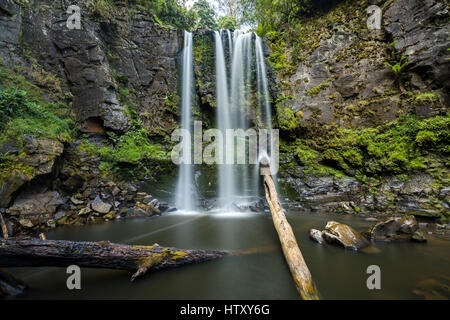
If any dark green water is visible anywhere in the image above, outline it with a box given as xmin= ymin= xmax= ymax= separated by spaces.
xmin=9 ymin=211 xmax=450 ymax=300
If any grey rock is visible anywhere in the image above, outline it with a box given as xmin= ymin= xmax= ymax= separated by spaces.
xmin=400 ymin=174 xmax=433 ymax=195
xmin=201 ymin=199 xmax=216 ymax=211
xmin=8 ymin=191 xmax=63 ymax=216
xmin=322 ymin=221 xmax=369 ymax=250
xmin=91 ymin=196 xmax=112 ymax=214
xmin=70 ymin=196 xmax=84 ymax=205
xmin=368 ymin=216 xmax=427 ymax=242
xmin=334 ymin=74 xmax=359 ymax=98
xmin=54 ymin=211 xmax=66 ymax=220
xmin=142 ymin=194 xmax=153 ymax=204
xmin=0 ymin=170 xmax=30 ymax=208
xmin=112 ymin=187 xmax=121 ymax=196
xmin=0 ymin=137 xmax=64 ymax=207
xmin=78 ymin=207 xmax=92 ymax=217
xmin=384 ymin=0 xmax=450 ymax=94
xmin=309 ymin=229 xmax=324 ymax=244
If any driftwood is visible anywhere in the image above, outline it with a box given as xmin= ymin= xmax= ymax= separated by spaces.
xmin=261 ymin=160 xmax=320 ymax=300
xmin=0 ymin=237 xmax=230 ymax=282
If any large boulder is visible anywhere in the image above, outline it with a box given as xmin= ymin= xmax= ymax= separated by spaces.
xmin=8 ymin=191 xmax=63 ymax=216
xmin=0 ymin=137 xmax=64 ymax=208
xmin=368 ymin=215 xmax=427 ymax=242
xmin=309 ymin=221 xmax=369 ymax=250
xmin=21 ymin=137 xmax=64 ymax=175
xmin=322 ymin=221 xmax=370 ymax=250
xmin=7 ymin=190 xmax=64 ymax=229
xmin=0 ymin=170 xmax=30 ymax=208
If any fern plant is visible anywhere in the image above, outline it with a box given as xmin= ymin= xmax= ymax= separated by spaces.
xmin=384 ymin=42 xmax=410 ymax=91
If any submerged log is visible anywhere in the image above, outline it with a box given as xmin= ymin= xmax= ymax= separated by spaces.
xmin=0 ymin=268 xmax=28 ymax=298
xmin=261 ymin=161 xmax=320 ymax=300
xmin=0 ymin=238 xmax=230 ymax=282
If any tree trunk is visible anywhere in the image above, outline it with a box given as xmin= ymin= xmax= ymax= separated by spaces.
xmin=0 ymin=237 xmax=230 ymax=282
xmin=262 ymin=169 xmax=320 ymax=300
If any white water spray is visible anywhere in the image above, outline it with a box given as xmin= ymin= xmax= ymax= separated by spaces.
xmin=175 ymin=31 xmax=195 ymax=211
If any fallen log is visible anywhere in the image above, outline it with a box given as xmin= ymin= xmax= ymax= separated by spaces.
xmin=0 ymin=237 xmax=230 ymax=282
xmin=261 ymin=158 xmax=320 ymax=300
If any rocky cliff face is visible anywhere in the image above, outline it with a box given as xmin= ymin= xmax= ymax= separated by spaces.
xmin=0 ymin=0 xmax=181 ymax=134
xmin=273 ymin=0 xmax=449 ymax=218
xmin=277 ymin=0 xmax=449 ymax=129
xmin=0 ymin=0 xmax=181 ymax=234
xmin=0 ymin=0 xmax=448 ymax=235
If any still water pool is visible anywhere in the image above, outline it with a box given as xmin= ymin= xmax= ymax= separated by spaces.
xmin=9 ymin=210 xmax=450 ymax=299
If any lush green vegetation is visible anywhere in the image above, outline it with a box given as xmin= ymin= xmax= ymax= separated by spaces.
xmin=0 ymin=62 xmax=74 ymax=151
xmin=254 ymin=0 xmax=313 ymax=35
xmin=0 ymin=88 xmax=73 ymax=148
xmin=193 ymin=0 xmax=217 ymax=29
xmin=0 ymin=60 xmax=74 ymax=186
xmin=136 ymin=0 xmax=198 ymax=30
xmin=97 ymin=129 xmax=169 ymax=165
xmin=87 ymin=0 xmax=222 ymax=31
xmin=281 ymin=114 xmax=449 ymax=181
xmin=79 ymin=127 xmax=170 ymax=179
xmin=218 ymin=15 xmax=237 ymax=29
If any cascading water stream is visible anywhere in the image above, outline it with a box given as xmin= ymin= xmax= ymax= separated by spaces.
xmin=255 ymin=36 xmax=277 ymax=178
xmin=174 ymin=29 xmax=274 ymax=212
xmin=175 ymin=31 xmax=195 ymax=211
xmin=214 ymin=30 xmax=275 ymax=210
xmin=215 ymin=30 xmax=237 ymax=208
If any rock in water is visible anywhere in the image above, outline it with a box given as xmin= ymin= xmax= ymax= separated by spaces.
xmin=368 ymin=216 xmax=427 ymax=242
xmin=309 ymin=229 xmax=324 ymax=244
xmin=91 ymin=196 xmax=112 ymax=214
xmin=322 ymin=221 xmax=369 ymax=250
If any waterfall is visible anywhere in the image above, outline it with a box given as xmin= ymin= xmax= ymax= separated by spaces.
xmin=174 ymin=29 xmax=274 ymax=212
xmin=215 ymin=30 xmax=236 ymax=208
xmin=175 ymin=31 xmax=195 ymax=211
xmin=255 ymin=36 xmax=277 ymax=177
xmin=214 ymin=30 xmax=274 ymax=210
xmin=230 ymin=32 xmax=253 ymax=197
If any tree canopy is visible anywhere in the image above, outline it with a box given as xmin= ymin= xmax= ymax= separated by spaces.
xmin=193 ymin=0 xmax=218 ymax=29
xmin=217 ymin=15 xmax=237 ymax=30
